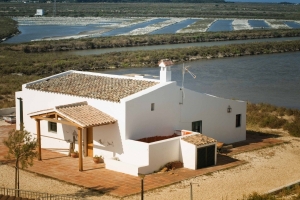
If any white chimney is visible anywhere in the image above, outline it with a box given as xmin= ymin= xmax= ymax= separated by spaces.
xmin=158 ymin=59 xmax=173 ymax=83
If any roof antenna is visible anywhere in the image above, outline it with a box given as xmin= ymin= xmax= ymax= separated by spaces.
xmin=180 ymin=63 xmax=196 ymax=104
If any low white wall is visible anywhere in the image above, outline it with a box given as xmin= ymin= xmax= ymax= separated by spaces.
xmin=121 ymin=140 xmax=149 ymax=166
xmin=108 ymin=137 xmax=182 ymax=176
xmin=180 ymin=139 xmax=196 ymax=170
xmin=0 ymin=107 xmax=15 ymax=117
xmin=105 ymin=158 xmax=140 ymax=176
xmin=139 ymin=137 xmax=181 ymax=174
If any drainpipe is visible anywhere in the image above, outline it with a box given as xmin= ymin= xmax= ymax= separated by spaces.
xmin=17 ymin=97 xmax=23 ymax=131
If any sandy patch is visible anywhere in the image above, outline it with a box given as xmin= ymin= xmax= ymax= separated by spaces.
xmin=265 ymin=19 xmax=290 ymax=29
xmin=232 ymin=19 xmax=253 ymax=31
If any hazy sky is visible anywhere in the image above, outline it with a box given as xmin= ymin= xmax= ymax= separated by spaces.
xmin=225 ymin=0 xmax=300 ymax=3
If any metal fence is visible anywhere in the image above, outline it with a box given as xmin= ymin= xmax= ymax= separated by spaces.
xmin=0 ymin=187 xmax=80 ymax=200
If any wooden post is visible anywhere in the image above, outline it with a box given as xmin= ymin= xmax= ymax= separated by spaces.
xmin=78 ymin=127 xmax=83 ymax=171
xmin=36 ymin=119 xmax=42 ymax=161
xmin=85 ymin=128 xmax=88 ymax=157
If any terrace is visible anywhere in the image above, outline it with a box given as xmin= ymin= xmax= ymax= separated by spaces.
xmin=0 ymin=125 xmax=284 ymax=198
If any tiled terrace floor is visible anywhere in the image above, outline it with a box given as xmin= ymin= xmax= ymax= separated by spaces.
xmin=0 ymin=125 xmax=285 ymax=198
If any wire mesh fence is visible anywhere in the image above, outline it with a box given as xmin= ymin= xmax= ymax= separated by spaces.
xmin=0 ymin=187 xmax=80 ymax=200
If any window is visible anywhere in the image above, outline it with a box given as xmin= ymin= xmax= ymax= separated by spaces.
xmin=151 ymin=103 xmax=155 ymax=111
xmin=236 ymin=114 xmax=241 ymax=127
xmin=192 ymin=121 xmax=202 ymax=133
xmin=48 ymin=122 xmax=57 ymax=132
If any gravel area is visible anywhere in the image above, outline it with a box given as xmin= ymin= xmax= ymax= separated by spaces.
xmin=1 ymin=131 xmax=300 ymax=199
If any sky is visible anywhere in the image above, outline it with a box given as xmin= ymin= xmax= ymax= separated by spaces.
xmin=225 ymin=0 xmax=300 ymax=3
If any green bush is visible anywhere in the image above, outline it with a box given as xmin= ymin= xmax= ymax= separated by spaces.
xmin=242 ymin=192 xmax=276 ymax=200
xmin=284 ymin=119 xmax=300 ymax=137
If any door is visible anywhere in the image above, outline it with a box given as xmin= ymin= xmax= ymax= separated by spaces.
xmin=196 ymin=145 xmax=215 ymax=169
xmin=87 ymin=127 xmax=93 ymax=157
xmin=192 ymin=120 xmax=202 ymax=133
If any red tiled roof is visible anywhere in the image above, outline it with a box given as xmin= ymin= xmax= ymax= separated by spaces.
xmin=56 ymin=102 xmax=117 ymax=127
xmin=26 ymin=72 xmax=158 ymax=102
xmin=29 ymin=102 xmax=117 ymax=128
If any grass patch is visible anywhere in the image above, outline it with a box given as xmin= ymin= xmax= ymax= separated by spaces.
xmin=247 ymin=102 xmax=300 ymax=137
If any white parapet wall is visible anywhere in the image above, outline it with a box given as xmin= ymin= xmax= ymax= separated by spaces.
xmin=105 ymin=158 xmax=140 ymax=176
xmin=106 ymin=136 xmax=182 ymax=176
xmin=140 ymin=137 xmax=181 ymax=174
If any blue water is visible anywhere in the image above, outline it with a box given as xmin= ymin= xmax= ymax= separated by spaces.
xmin=248 ymin=20 xmax=270 ymax=29
xmin=103 ymin=52 xmax=300 ymax=109
xmin=284 ymin=21 xmax=300 ymax=28
xmin=150 ymin=19 xmax=199 ymax=35
xmin=101 ymin=18 xmax=169 ymax=36
xmin=207 ymin=20 xmax=233 ymax=32
xmin=4 ymin=24 xmax=100 ymax=44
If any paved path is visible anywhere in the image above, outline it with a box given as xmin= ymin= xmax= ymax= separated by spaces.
xmin=0 ymin=125 xmax=284 ymax=198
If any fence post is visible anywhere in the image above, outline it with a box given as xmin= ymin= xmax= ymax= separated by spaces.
xmin=190 ymin=182 xmax=193 ymax=200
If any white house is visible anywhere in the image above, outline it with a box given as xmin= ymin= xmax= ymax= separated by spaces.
xmin=34 ymin=9 xmax=44 ymax=16
xmin=15 ymin=59 xmax=246 ymax=176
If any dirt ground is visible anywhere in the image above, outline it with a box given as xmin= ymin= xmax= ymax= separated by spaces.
xmin=1 ymin=125 xmax=300 ymax=200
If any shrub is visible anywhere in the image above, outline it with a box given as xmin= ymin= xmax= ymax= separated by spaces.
xmin=259 ymin=115 xmax=287 ymax=129
xmin=284 ymin=119 xmax=300 ymax=137
xmin=243 ymin=192 xmax=276 ymax=200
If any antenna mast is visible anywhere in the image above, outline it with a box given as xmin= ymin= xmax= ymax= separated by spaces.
xmin=180 ymin=63 xmax=196 ymax=104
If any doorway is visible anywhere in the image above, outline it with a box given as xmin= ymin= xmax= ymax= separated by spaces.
xmin=87 ymin=127 xmax=93 ymax=157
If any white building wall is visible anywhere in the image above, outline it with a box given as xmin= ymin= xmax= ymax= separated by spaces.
xmin=178 ymin=88 xmax=246 ymax=144
xmin=123 ymin=82 xmax=180 ymax=140
xmin=93 ymin=123 xmax=126 ymax=159
xmin=16 ymin=84 xmax=124 ymax=156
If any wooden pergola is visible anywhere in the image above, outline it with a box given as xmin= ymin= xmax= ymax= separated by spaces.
xmin=29 ymin=102 xmax=117 ymax=171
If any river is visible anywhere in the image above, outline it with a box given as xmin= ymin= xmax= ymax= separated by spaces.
xmin=101 ymin=52 xmax=300 ymax=110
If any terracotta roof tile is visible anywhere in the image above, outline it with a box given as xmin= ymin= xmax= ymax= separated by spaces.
xmin=56 ymin=102 xmax=117 ymax=127
xmin=158 ymin=59 xmax=173 ymax=67
xmin=26 ymin=72 xmax=158 ymax=102
xmin=181 ymin=134 xmax=217 ymax=146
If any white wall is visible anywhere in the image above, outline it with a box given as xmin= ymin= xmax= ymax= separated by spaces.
xmin=123 ymin=80 xmax=246 ymax=144
xmin=180 ymin=139 xmax=196 ymax=170
xmin=121 ymin=140 xmax=149 ymax=166
xmin=123 ymin=82 xmax=180 ymax=140
xmin=17 ymin=82 xmax=124 ymax=156
xmin=93 ymin=123 xmax=123 ymax=159
xmin=178 ymin=89 xmax=246 ymax=144
xmin=143 ymin=137 xmax=181 ymax=174
xmin=106 ymin=137 xmax=182 ymax=176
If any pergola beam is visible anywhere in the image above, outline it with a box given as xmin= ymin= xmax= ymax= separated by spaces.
xmin=31 ymin=116 xmax=81 ymax=128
